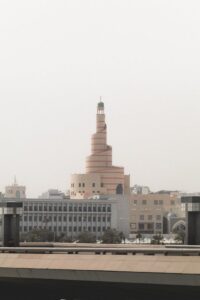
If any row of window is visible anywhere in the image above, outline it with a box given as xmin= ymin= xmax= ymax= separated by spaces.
xmin=22 ymin=215 xmax=111 ymax=222
xmin=23 ymin=205 xmax=111 ymax=213
xmin=139 ymin=215 xmax=161 ymax=221
xmin=71 ymin=183 xmax=104 ymax=188
xmin=133 ymin=200 xmax=176 ymax=205
xmin=21 ymin=226 xmax=110 ymax=233
xmin=138 ymin=222 xmax=162 ymax=230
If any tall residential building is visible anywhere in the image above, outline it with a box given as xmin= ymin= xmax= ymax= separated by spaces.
xmin=70 ymin=101 xmax=130 ymax=199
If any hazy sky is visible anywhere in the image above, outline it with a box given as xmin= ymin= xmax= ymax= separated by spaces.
xmin=0 ymin=0 xmax=200 ymax=197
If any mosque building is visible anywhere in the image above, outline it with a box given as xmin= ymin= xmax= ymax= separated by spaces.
xmin=70 ymin=101 xmax=130 ymax=199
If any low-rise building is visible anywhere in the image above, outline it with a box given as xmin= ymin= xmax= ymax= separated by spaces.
xmin=19 ymin=195 xmax=130 ymax=239
xmin=129 ymin=192 xmax=183 ymax=235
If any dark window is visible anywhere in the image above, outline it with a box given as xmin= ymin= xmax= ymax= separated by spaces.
xmin=63 ymin=206 xmax=67 ymax=211
xmin=88 ymin=216 xmax=91 ymax=222
xmin=88 ymin=226 xmax=91 ymax=232
xmin=140 ymin=215 xmax=144 ymax=220
xmin=134 ymin=200 xmax=137 ymax=204
xmin=69 ymin=206 xmax=72 ymax=212
xmin=98 ymin=206 xmax=101 ymax=212
xmin=59 ymin=206 xmax=62 ymax=211
xmin=107 ymin=217 xmax=111 ymax=222
xmin=63 ymin=216 xmax=67 ymax=221
xmin=79 ymin=216 xmax=82 ymax=222
xmin=24 ymin=206 xmax=27 ymax=211
xmin=74 ymin=226 xmax=77 ymax=232
xmin=156 ymin=223 xmax=162 ymax=229
xmin=54 ymin=216 xmax=57 ymax=222
xmin=29 ymin=226 xmax=32 ymax=231
xmin=34 ymin=216 xmax=37 ymax=221
xmin=142 ymin=200 xmax=147 ymax=205
xmin=59 ymin=216 xmax=62 ymax=221
xmin=101 ymin=183 xmax=104 ymax=188
xmin=93 ymin=227 xmax=96 ymax=232
xmin=24 ymin=226 xmax=27 ymax=232
xmin=154 ymin=200 xmax=158 ymax=205
xmin=93 ymin=216 xmax=96 ymax=222
xmin=24 ymin=216 xmax=27 ymax=221
xmin=49 ymin=206 xmax=52 ymax=211
xmin=39 ymin=216 xmax=42 ymax=221
xmin=58 ymin=226 xmax=62 ymax=232
xmin=69 ymin=227 xmax=72 ymax=232
xmin=29 ymin=206 xmax=32 ymax=211
xmin=79 ymin=206 xmax=82 ymax=212
xmin=102 ymin=217 xmax=106 ymax=222
xmin=93 ymin=206 xmax=96 ymax=212
xmin=29 ymin=216 xmax=32 ymax=221
xmin=159 ymin=200 xmax=163 ymax=205
xmin=107 ymin=206 xmax=111 ymax=212
xmin=78 ymin=226 xmax=82 ymax=232
xmin=79 ymin=183 xmax=81 ymax=187
xmin=88 ymin=206 xmax=92 ymax=212
xmin=98 ymin=226 xmax=101 ymax=232
xmin=82 ymin=183 xmax=85 ymax=187
xmin=147 ymin=223 xmax=154 ymax=230
xmin=139 ymin=223 xmax=145 ymax=230
xmin=92 ymin=183 xmax=95 ymax=187
xmin=44 ymin=206 xmax=47 ymax=211
xmin=98 ymin=216 xmax=101 ymax=222
xmin=54 ymin=206 xmax=57 ymax=211
xmin=74 ymin=206 xmax=77 ymax=212
xmin=83 ymin=206 xmax=87 ymax=212
xmin=34 ymin=206 xmax=37 ymax=211
xmin=102 ymin=206 xmax=106 ymax=212
xmin=39 ymin=206 xmax=42 ymax=211
xmin=69 ymin=216 xmax=72 ymax=222
xmin=74 ymin=216 xmax=77 ymax=222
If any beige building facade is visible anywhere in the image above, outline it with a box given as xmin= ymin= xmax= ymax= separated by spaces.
xmin=129 ymin=192 xmax=182 ymax=235
xmin=70 ymin=101 xmax=130 ymax=199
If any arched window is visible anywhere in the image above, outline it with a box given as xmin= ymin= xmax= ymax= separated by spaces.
xmin=116 ymin=184 xmax=123 ymax=195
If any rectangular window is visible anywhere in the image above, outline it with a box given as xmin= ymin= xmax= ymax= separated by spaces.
xmin=59 ymin=216 xmax=62 ymax=221
xmin=93 ymin=206 xmax=96 ymax=212
xmin=79 ymin=216 xmax=82 ymax=222
xmin=34 ymin=206 xmax=37 ymax=211
xmin=34 ymin=216 xmax=37 ymax=221
xmin=88 ymin=216 xmax=91 ymax=222
xmin=74 ymin=216 xmax=77 ymax=222
xmin=138 ymin=223 xmax=144 ymax=230
xmin=92 ymin=183 xmax=95 ymax=187
xmin=154 ymin=200 xmax=158 ymax=205
xmin=156 ymin=215 xmax=161 ymax=221
xmin=59 ymin=206 xmax=62 ymax=211
xmin=134 ymin=200 xmax=137 ymax=205
xmin=148 ymin=215 xmax=153 ymax=221
xmin=142 ymin=200 xmax=147 ymax=205
xmin=54 ymin=216 xmax=57 ymax=222
xmin=93 ymin=216 xmax=96 ymax=222
xmin=24 ymin=216 xmax=27 ymax=221
xmin=156 ymin=223 xmax=162 ymax=229
xmin=44 ymin=206 xmax=47 ymax=211
xmin=69 ymin=216 xmax=72 ymax=222
xmin=79 ymin=206 xmax=82 ymax=212
xmin=39 ymin=206 xmax=42 ymax=211
xmin=140 ymin=215 xmax=144 ymax=221
xmin=29 ymin=206 xmax=32 ymax=211
xmin=159 ymin=200 xmax=163 ymax=205
xmin=29 ymin=216 xmax=32 ymax=221
xmin=147 ymin=223 xmax=154 ymax=230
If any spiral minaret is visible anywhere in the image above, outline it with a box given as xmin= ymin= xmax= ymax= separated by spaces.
xmin=70 ymin=100 xmax=130 ymax=199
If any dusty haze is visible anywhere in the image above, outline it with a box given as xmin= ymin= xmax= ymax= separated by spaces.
xmin=0 ymin=0 xmax=200 ymax=197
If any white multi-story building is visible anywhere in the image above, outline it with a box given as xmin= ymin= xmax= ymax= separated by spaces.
xmin=19 ymin=195 xmax=130 ymax=239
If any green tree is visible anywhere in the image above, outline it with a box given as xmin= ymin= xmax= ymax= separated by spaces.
xmin=20 ymin=229 xmax=54 ymax=242
xmin=136 ymin=232 xmax=142 ymax=243
xmin=174 ymin=229 xmax=185 ymax=244
xmin=78 ymin=231 xmax=96 ymax=243
xmin=151 ymin=234 xmax=163 ymax=244
xmin=101 ymin=229 xmax=123 ymax=244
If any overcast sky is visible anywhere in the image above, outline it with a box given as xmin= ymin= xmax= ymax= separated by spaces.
xmin=0 ymin=0 xmax=200 ymax=197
